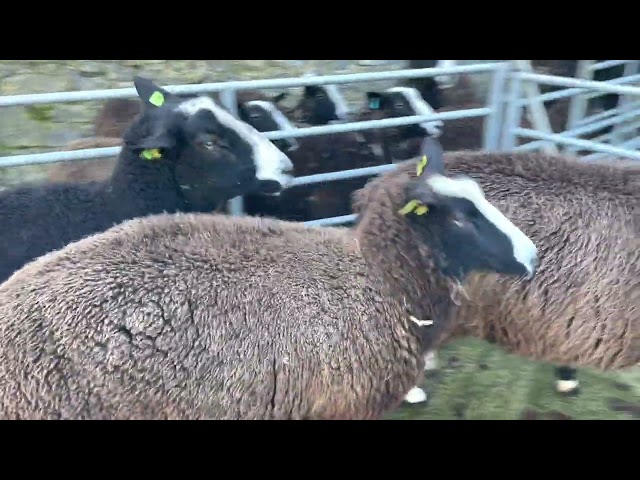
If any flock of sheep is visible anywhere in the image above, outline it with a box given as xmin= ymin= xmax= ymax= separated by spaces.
xmin=0 ymin=60 xmax=637 ymax=419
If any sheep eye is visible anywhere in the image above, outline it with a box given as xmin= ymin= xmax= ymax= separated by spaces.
xmin=249 ymin=112 xmax=261 ymax=119
xmin=203 ymin=141 xmax=215 ymax=150
xmin=395 ymin=103 xmax=405 ymax=109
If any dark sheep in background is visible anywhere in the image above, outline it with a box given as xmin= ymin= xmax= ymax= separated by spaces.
xmin=244 ymin=85 xmax=445 ymax=223
xmin=0 ymin=138 xmax=538 ymax=419
xmin=0 ymin=76 xmax=293 ymax=283
xmin=409 ymin=146 xmax=639 ymax=398
xmin=273 ymin=73 xmax=351 ymax=125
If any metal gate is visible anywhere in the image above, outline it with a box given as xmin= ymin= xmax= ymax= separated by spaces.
xmin=1 ymin=60 xmax=638 ymax=229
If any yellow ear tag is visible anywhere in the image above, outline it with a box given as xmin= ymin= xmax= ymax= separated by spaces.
xmin=140 ymin=149 xmax=162 ymax=161
xmin=149 ymin=91 xmax=165 ymax=107
xmin=399 ymin=199 xmax=429 ymax=216
xmin=416 ymin=155 xmax=428 ymax=176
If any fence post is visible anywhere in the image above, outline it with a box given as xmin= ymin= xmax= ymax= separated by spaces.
xmin=483 ymin=61 xmax=509 ymax=151
xmin=218 ymin=88 xmax=245 ymax=217
xmin=500 ymin=73 xmax=523 ymax=151
xmin=610 ymin=60 xmax=640 ymax=146
xmin=564 ymin=60 xmax=595 ymax=154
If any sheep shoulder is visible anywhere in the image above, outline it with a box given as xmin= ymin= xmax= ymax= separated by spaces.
xmin=0 ymin=212 xmax=423 ymax=419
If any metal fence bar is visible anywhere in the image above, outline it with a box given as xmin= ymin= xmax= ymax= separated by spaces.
xmin=303 ymin=214 xmax=358 ymax=227
xmin=562 ymin=107 xmax=640 ymax=138
xmin=512 ymin=127 xmax=640 ymax=160
xmin=290 ymin=163 xmax=399 ymax=188
xmin=483 ymin=62 xmax=509 ymax=150
xmin=512 ymin=140 xmax=549 ymax=151
xmin=519 ymin=74 xmax=640 ymax=106
xmin=516 ymin=72 xmax=640 ymax=96
xmin=0 ymin=63 xmax=503 ymax=108
xmin=501 ymin=75 xmax=523 ymax=150
xmin=610 ymin=61 xmax=640 ymax=144
xmin=217 ymin=88 xmax=245 ymax=216
xmin=565 ymin=60 xmax=595 ymax=154
xmin=582 ymin=137 xmax=640 ymax=161
xmin=0 ymin=109 xmax=490 ymax=168
xmin=589 ymin=60 xmax=633 ymax=71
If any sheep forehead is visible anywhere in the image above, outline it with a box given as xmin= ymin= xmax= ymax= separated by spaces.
xmin=245 ymin=100 xmax=298 ymax=132
xmin=322 ymin=84 xmax=350 ymax=119
xmin=426 ymin=174 xmax=537 ymax=267
xmin=386 ymin=86 xmax=443 ymax=135
xmin=175 ymin=96 xmax=294 ymax=182
xmin=176 ymin=96 xmax=268 ymax=148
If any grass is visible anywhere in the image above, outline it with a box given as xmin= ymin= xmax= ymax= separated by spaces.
xmin=385 ymin=337 xmax=640 ymax=420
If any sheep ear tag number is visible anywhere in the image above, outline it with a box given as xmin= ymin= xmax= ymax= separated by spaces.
xmin=149 ymin=91 xmax=165 ymax=107
xmin=398 ymin=199 xmax=429 ymax=216
xmin=140 ymin=149 xmax=162 ymax=161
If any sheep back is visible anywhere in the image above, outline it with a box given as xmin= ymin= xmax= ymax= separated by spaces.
xmin=0 ymin=212 xmax=425 ymax=419
xmin=432 ymin=151 xmax=639 ymax=370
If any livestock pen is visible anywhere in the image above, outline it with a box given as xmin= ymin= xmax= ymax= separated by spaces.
xmin=0 ymin=60 xmax=638 ymax=419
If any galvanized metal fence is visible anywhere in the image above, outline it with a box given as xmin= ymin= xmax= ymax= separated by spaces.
xmin=508 ymin=60 xmax=640 ymax=161
xmin=1 ymin=60 xmax=638 ymax=229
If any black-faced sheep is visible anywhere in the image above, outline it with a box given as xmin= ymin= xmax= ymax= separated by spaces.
xmin=0 ymin=76 xmax=293 ymax=283
xmin=408 ymin=144 xmax=639 ymax=399
xmin=47 ymin=95 xmax=300 ymax=185
xmin=272 ymin=74 xmax=351 ymax=125
xmin=0 ymin=138 xmax=539 ymax=420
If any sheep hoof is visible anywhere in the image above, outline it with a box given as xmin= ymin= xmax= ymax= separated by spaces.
xmin=404 ymin=386 xmax=428 ymax=404
xmin=555 ymin=379 xmax=580 ymax=396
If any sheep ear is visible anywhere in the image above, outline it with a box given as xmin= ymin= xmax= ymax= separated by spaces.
xmin=399 ymin=181 xmax=443 ymax=216
xmin=273 ymin=92 xmax=288 ymax=104
xmin=304 ymin=85 xmax=322 ymax=97
xmin=125 ymin=130 xmax=176 ymax=160
xmin=133 ymin=76 xmax=173 ymax=108
xmin=366 ymin=92 xmax=385 ymax=110
xmin=416 ymin=137 xmax=445 ymax=176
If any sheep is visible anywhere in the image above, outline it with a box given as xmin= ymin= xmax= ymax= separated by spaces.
xmin=271 ymin=73 xmax=351 ymax=125
xmin=404 ymin=142 xmax=639 ymax=399
xmin=404 ymin=60 xmax=475 ymax=110
xmin=47 ymin=95 xmax=300 ymax=185
xmin=244 ymin=86 xmax=446 ymax=223
xmin=0 ymin=137 xmax=539 ymax=420
xmin=0 ymin=76 xmax=294 ymax=284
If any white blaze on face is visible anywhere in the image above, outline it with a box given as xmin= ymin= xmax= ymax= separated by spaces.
xmin=322 ymin=84 xmax=350 ymax=121
xmin=426 ymin=174 xmax=539 ymax=277
xmin=177 ymin=96 xmax=294 ymax=187
xmin=386 ymin=86 xmax=443 ymax=137
xmin=245 ymin=100 xmax=299 ymax=151
xmin=435 ymin=60 xmax=458 ymax=89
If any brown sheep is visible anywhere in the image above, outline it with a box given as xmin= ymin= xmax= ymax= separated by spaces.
xmin=403 ymin=145 xmax=639 ymax=398
xmin=0 ymin=139 xmax=538 ymax=419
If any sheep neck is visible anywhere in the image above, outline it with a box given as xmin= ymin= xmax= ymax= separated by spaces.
xmin=352 ymin=178 xmax=458 ymax=349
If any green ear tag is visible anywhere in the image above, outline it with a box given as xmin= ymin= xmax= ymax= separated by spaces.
xmin=399 ymin=199 xmax=429 ymax=216
xmin=369 ymin=97 xmax=381 ymax=109
xmin=414 ymin=205 xmax=429 ymax=215
xmin=140 ymin=149 xmax=162 ymax=161
xmin=398 ymin=199 xmax=420 ymax=215
xmin=416 ymin=155 xmax=428 ymax=176
xmin=149 ymin=91 xmax=165 ymax=107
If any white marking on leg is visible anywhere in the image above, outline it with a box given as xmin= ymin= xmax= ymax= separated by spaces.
xmin=404 ymin=386 xmax=428 ymax=404
xmin=386 ymin=86 xmax=443 ymax=137
xmin=556 ymin=379 xmax=580 ymax=393
xmin=423 ymin=350 xmax=438 ymax=371
xmin=426 ymin=174 xmax=539 ymax=277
